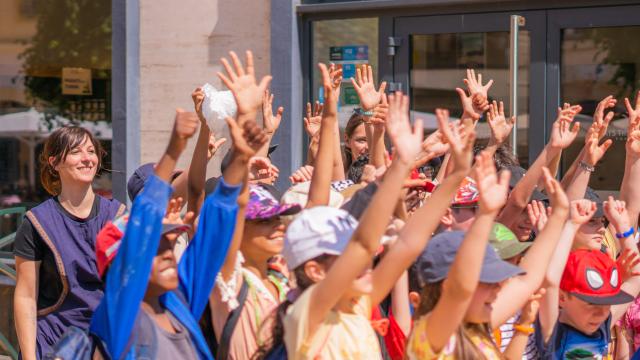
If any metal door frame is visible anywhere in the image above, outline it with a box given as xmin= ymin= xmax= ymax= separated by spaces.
xmin=391 ymin=11 xmax=548 ymax=165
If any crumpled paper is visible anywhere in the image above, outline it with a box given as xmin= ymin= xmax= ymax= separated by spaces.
xmin=201 ymin=83 xmax=237 ymax=135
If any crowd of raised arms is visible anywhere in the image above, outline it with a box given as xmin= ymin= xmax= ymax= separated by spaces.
xmin=12 ymin=49 xmax=640 ymax=360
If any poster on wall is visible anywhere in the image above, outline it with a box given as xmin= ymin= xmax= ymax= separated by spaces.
xmin=62 ymin=67 xmax=93 ymax=96
xmin=329 ymin=45 xmax=368 ymax=105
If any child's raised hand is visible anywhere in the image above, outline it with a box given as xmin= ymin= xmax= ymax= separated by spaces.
xmin=527 ymin=200 xmax=551 ymax=233
xmin=625 ymin=90 xmax=640 ymax=127
xmin=519 ymin=288 xmax=546 ymax=325
xmin=548 ymin=104 xmax=581 ymax=149
xmin=584 ymin=129 xmax=613 ymax=167
xmin=438 ymin=108 xmax=475 ymax=174
xmin=616 ymin=249 xmax=640 ymax=284
xmin=249 ymin=156 xmax=278 ymax=183
xmin=473 ymin=150 xmax=510 ymax=214
xmin=385 ymin=91 xmax=423 ymax=164
xmin=207 ymin=133 xmax=227 ymax=160
xmin=351 ymin=64 xmax=386 ymax=111
xmin=289 ymin=165 xmax=314 ymax=184
xmin=303 ymin=101 xmax=323 ymax=138
xmin=370 ymin=93 xmax=389 ymax=126
xmin=262 ymin=89 xmax=284 ymax=135
xmin=163 ymin=197 xmax=195 ymax=239
xmin=217 ymin=51 xmax=272 ymax=117
xmin=172 ymin=109 xmax=200 ymax=140
xmin=604 ymin=196 xmax=632 ymax=234
xmin=592 ymin=96 xmax=616 ymax=140
xmin=487 ymin=100 xmax=516 ymax=145
xmin=225 ymin=117 xmax=269 ymax=158
xmin=191 ymin=87 xmax=206 ymax=124
xmin=569 ymin=199 xmax=597 ymax=226
xmin=542 ymin=167 xmax=570 ymax=215
xmin=462 ymin=69 xmax=493 ymax=114
xmin=318 ymin=63 xmax=340 ymax=114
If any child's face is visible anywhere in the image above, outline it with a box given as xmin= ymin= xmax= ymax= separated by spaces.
xmin=573 ymin=217 xmax=606 ymax=250
xmin=348 ymin=262 xmax=374 ymax=296
xmin=147 ymin=234 xmax=179 ymax=296
xmin=451 ymin=207 xmax=477 ymax=231
xmin=242 ymin=217 xmax=286 ymax=259
xmin=512 ymin=209 xmax=533 ymax=242
xmin=464 ymin=282 xmax=502 ymax=323
xmin=559 ymin=291 xmax=611 ymax=334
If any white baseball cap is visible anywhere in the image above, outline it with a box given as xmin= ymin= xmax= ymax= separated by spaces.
xmin=283 ymin=206 xmax=358 ymax=270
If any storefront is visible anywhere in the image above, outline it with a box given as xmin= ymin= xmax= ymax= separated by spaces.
xmin=278 ymin=0 xmax=640 ymax=193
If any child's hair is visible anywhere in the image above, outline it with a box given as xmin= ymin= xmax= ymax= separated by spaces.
xmin=414 ymin=281 xmax=503 ymax=359
xmin=343 ymin=113 xmax=366 ymax=172
xmin=253 ymin=254 xmax=336 ymax=359
xmin=347 ymin=154 xmax=369 ymax=183
xmin=39 ymin=126 xmax=105 ymax=195
xmin=473 ymin=142 xmax=519 ymax=171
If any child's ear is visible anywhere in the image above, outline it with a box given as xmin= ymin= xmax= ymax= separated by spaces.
xmin=304 ymin=260 xmax=327 ymax=283
xmin=441 ymin=208 xmax=453 ymax=226
xmin=558 ymin=290 xmax=568 ymax=307
xmin=409 ymin=291 xmax=421 ymax=309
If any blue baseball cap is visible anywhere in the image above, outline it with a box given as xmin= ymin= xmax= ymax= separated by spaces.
xmin=416 ymin=231 xmax=525 ymax=285
xmin=127 ymin=163 xmax=182 ymax=201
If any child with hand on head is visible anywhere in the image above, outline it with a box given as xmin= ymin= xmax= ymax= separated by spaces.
xmin=88 ymin=103 xmax=264 ymax=359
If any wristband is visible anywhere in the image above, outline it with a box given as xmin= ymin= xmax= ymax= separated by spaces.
xmin=354 ymin=107 xmax=374 ymax=117
xmin=616 ymin=227 xmax=635 ymax=239
xmin=514 ymin=324 xmax=535 ymax=335
xmin=579 ymin=161 xmax=595 ymax=173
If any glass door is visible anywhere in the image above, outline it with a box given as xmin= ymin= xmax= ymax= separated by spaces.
xmin=547 ymin=5 xmax=640 ymax=192
xmin=393 ymin=11 xmax=546 ymax=167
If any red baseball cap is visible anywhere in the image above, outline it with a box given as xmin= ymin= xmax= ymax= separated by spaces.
xmin=95 ymin=213 xmax=191 ymax=278
xmin=560 ymin=249 xmax=633 ymax=305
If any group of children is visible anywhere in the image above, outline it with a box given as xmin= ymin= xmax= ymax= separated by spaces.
xmin=12 ymin=49 xmax=640 ymax=359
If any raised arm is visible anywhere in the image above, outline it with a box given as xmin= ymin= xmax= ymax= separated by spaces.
xmin=565 ymin=124 xmax=612 ymax=201
xmin=485 ymin=100 xmax=516 ymax=158
xmin=620 ymin=91 xmax=640 ymax=228
xmin=257 ymin=89 xmax=283 ymax=158
xmin=303 ymin=101 xmax=323 ymax=165
xmin=306 ymin=63 xmax=339 ymax=208
xmin=491 ymin=168 xmax=570 ymax=328
xmin=604 ymin=197 xmax=640 ymax=323
xmin=423 ymin=151 xmax=510 ymax=353
xmin=370 ymin=106 xmax=476 ymax=305
xmin=352 ymin=64 xmax=387 ymax=169
xmin=307 ymin=91 xmax=423 ymax=335
xmin=90 ymin=110 xmax=198 ymax=360
xmin=214 ymin=50 xmax=271 ymax=280
xmin=537 ymin=200 xmax=594 ymax=342
xmin=187 ymin=87 xmax=226 ymax=215
xmin=178 ymin=116 xmax=267 ymax=319
xmin=498 ymin=106 xmax=579 ymax=228
xmin=369 ymin=94 xmax=389 ymax=169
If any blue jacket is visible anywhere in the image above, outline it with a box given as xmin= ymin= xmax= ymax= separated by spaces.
xmin=90 ymin=175 xmax=240 ymax=360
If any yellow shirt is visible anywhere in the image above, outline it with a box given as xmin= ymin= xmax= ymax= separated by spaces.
xmin=407 ymin=315 xmax=501 ymax=360
xmin=283 ymin=284 xmax=382 ymax=360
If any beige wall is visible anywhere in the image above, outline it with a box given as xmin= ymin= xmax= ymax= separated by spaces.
xmin=139 ymin=0 xmax=271 ymax=176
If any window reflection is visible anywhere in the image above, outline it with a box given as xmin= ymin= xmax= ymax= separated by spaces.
xmin=561 ymin=26 xmax=640 ymax=191
xmin=0 ymin=0 xmax=112 ymax=206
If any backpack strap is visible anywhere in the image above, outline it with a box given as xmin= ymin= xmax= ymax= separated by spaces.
xmin=217 ymin=278 xmax=250 ymax=360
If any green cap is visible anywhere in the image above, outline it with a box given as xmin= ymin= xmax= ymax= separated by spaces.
xmin=489 ymin=222 xmax=532 ymax=260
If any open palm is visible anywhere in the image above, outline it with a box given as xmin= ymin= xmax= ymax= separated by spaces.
xmin=217 ymin=51 xmax=271 ymax=117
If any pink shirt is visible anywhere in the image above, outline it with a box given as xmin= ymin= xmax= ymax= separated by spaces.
xmin=621 ymin=297 xmax=640 ymax=352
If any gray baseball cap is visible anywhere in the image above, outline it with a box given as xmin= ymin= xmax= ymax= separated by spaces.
xmin=416 ymin=231 xmax=525 ymax=285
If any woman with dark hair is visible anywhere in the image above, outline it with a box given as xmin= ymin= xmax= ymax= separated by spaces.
xmin=13 ymin=126 xmax=125 ymax=359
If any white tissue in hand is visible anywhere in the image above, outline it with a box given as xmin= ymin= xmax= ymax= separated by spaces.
xmin=201 ymin=83 xmax=237 ymax=135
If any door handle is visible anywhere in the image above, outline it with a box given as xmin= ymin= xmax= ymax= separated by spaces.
xmin=510 ymin=15 xmax=525 ymax=157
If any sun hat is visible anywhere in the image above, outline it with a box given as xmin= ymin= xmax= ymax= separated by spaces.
xmin=488 ymin=222 xmax=532 ymax=260
xmin=416 ymin=231 xmax=525 ymax=285
xmin=246 ymin=184 xmax=301 ymax=221
xmin=283 ymin=206 xmax=357 ymax=270
xmin=281 ymin=181 xmax=344 ymax=209
xmin=95 ymin=212 xmax=190 ymax=277
xmin=560 ymin=249 xmax=633 ymax=305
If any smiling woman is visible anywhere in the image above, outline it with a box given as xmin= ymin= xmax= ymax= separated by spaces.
xmin=12 ymin=126 xmax=125 ymax=359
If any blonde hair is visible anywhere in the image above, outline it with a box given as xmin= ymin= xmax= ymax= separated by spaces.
xmin=414 ymin=281 xmax=503 ymax=359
